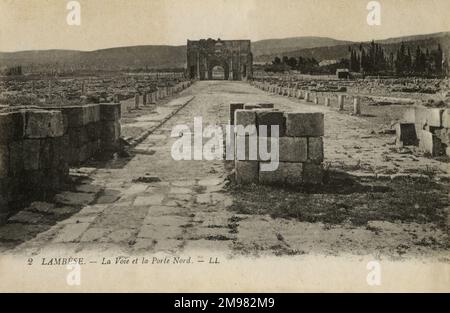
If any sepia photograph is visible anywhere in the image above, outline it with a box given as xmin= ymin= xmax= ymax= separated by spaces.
xmin=0 ymin=0 xmax=449 ymax=294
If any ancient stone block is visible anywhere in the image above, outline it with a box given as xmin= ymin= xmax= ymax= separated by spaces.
xmin=229 ymin=102 xmax=244 ymax=125
xmin=23 ymin=139 xmax=40 ymax=171
xmin=308 ymin=137 xmax=324 ymax=163
xmin=415 ymin=107 xmax=443 ymax=128
xmin=353 ymin=97 xmax=361 ymax=115
xmin=235 ymin=161 xmax=258 ymax=184
xmin=259 ymin=162 xmax=303 ymax=186
xmin=24 ymin=110 xmax=64 ymax=139
xmin=235 ymin=135 xmax=259 ymax=161
xmin=256 ymin=110 xmax=286 ymax=137
xmin=304 ymin=92 xmax=311 ymax=102
xmin=69 ymin=127 xmax=89 ymax=148
xmin=419 ymin=130 xmax=443 ymax=156
xmin=426 ymin=108 xmax=444 ymax=127
xmin=403 ymin=108 xmax=416 ymax=123
xmin=8 ymin=141 xmax=23 ymax=176
xmin=101 ymin=121 xmax=121 ymax=149
xmin=61 ymin=106 xmax=85 ymax=127
xmin=338 ymin=95 xmax=345 ymax=110
xmin=39 ymin=139 xmax=52 ymax=169
xmin=83 ymin=105 xmax=100 ymax=124
xmin=395 ymin=123 xmax=417 ymax=146
xmin=435 ymin=128 xmax=450 ymax=145
xmin=285 ymin=112 xmax=324 ymax=137
xmin=0 ymin=112 xmax=24 ymax=144
xmin=303 ymin=163 xmax=324 ymax=185
xmin=260 ymin=137 xmax=307 ymax=162
xmin=234 ymin=110 xmax=257 ymax=135
xmin=443 ymin=109 xmax=450 ymax=128
xmin=0 ymin=145 xmax=9 ymax=177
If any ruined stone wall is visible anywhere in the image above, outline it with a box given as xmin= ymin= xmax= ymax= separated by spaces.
xmin=230 ymin=103 xmax=325 ymax=186
xmin=42 ymin=103 xmax=121 ymax=165
xmin=0 ymin=103 xmax=121 ymax=222
xmin=398 ymin=107 xmax=450 ymax=157
xmin=0 ymin=108 xmax=67 ymax=222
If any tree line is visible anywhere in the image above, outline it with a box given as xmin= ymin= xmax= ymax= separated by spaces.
xmin=349 ymin=41 xmax=444 ymax=76
xmin=265 ymin=40 xmax=446 ymax=77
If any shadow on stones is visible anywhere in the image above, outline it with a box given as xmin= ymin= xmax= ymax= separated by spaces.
xmin=0 ymin=175 xmax=120 ymax=250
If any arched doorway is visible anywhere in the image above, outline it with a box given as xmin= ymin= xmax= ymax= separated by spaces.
xmin=212 ymin=65 xmax=225 ymax=80
xmin=207 ymin=59 xmax=229 ymax=80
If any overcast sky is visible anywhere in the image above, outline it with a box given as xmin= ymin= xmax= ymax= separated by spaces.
xmin=1 ymin=0 xmax=449 ymax=52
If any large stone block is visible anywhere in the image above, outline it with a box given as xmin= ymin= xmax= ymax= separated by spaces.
xmin=260 ymin=137 xmax=307 ymax=162
xmin=234 ymin=110 xmax=257 ymax=136
xmin=285 ymin=112 xmax=324 ymax=137
xmin=69 ymin=127 xmax=89 ymax=148
xmin=395 ymin=123 xmax=417 ymax=146
xmin=308 ymin=137 xmax=324 ymax=163
xmin=60 ymin=106 xmax=85 ymax=127
xmin=426 ymin=108 xmax=444 ymax=127
xmin=100 ymin=103 xmax=121 ymax=121
xmin=259 ymin=162 xmax=303 ymax=186
xmin=0 ymin=145 xmax=9 ymax=177
xmin=83 ymin=105 xmax=100 ymax=124
xmin=235 ymin=161 xmax=258 ymax=184
xmin=229 ymin=102 xmax=244 ymax=125
xmin=435 ymin=128 xmax=450 ymax=145
xmin=303 ymin=163 xmax=324 ymax=185
xmin=403 ymin=107 xmax=416 ymax=123
xmin=102 ymin=121 xmax=121 ymax=148
xmin=24 ymin=110 xmax=64 ymax=139
xmin=442 ymin=109 xmax=450 ymax=128
xmin=256 ymin=110 xmax=286 ymax=137
xmin=8 ymin=141 xmax=23 ymax=176
xmin=50 ymin=136 xmax=67 ymax=169
xmin=419 ymin=130 xmax=444 ymax=156
xmin=86 ymin=123 xmax=100 ymax=141
xmin=0 ymin=112 xmax=24 ymax=144
xmin=23 ymin=139 xmax=40 ymax=170
xmin=415 ymin=107 xmax=444 ymax=128
xmin=235 ymin=135 xmax=258 ymax=161
xmin=39 ymin=139 xmax=52 ymax=169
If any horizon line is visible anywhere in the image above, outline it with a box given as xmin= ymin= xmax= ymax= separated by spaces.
xmin=1 ymin=31 xmax=449 ymax=54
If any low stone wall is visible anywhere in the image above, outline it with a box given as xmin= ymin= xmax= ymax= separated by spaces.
xmin=230 ymin=103 xmax=325 ymax=186
xmin=0 ymin=108 xmax=68 ymax=222
xmin=133 ymin=80 xmax=193 ymax=110
xmin=0 ymin=103 xmax=121 ymax=222
xmin=42 ymin=103 xmax=121 ymax=165
xmin=397 ymin=106 xmax=450 ymax=156
xmin=250 ymin=80 xmax=362 ymax=115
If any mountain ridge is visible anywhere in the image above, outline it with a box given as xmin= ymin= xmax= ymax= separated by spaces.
xmin=1 ymin=32 xmax=448 ymax=70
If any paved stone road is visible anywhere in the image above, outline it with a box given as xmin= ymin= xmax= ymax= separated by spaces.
xmin=0 ymin=81 xmax=448 ymax=260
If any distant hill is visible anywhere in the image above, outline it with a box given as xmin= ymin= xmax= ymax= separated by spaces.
xmin=1 ymin=32 xmax=449 ymax=71
xmin=251 ymin=36 xmax=352 ymax=57
xmin=255 ymin=32 xmax=450 ymax=63
xmin=0 ymin=45 xmax=187 ymax=71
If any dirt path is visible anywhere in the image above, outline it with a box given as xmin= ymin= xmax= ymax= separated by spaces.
xmin=1 ymin=81 xmax=448 ymax=262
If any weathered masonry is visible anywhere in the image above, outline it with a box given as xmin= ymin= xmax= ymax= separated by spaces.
xmin=229 ymin=103 xmax=325 ymax=186
xmin=187 ymin=38 xmax=253 ymax=81
xmin=0 ymin=103 xmax=121 ymax=222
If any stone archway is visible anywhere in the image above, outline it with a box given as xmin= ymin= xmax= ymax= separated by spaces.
xmin=187 ymin=38 xmax=253 ymax=81
xmin=207 ymin=58 xmax=229 ymax=80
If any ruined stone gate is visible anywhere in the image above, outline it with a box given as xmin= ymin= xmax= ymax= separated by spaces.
xmin=187 ymin=38 xmax=253 ymax=81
